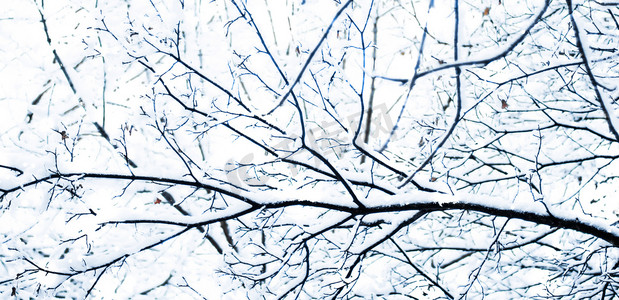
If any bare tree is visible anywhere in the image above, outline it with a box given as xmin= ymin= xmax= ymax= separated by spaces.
xmin=1 ymin=0 xmax=618 ymax=298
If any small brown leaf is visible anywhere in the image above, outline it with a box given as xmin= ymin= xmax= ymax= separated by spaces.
xmin=154 ymin=198 xmax=162 ymax=204
xmin=483 ymin=7 xmax=490 ymax=16
xmin=430 ymin=177 xmax=437 ymax=182
xmin=60 ymin=130 xmax=69 ymax=140
xmin=501 ymin=100 xmax=509 ymax=109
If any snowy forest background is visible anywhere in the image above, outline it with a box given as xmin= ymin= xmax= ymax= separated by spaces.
xmin=1 ymin=0 xmax=618 ymax=298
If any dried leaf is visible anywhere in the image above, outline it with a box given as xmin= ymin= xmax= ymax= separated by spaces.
xmin=483 ymin=7 xmax=490 ymax=16
xmin=154 ymin=198 xmax=162 ymax=204
xmin=60 ymin=130 xmax=69 ymax=140
xmin=501 ymin=100 xmax=509 ymax=109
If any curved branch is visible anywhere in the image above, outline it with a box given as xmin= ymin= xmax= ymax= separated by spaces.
xmin=14 ymin=173 xmax=612 ymax=246
xmin=3 ymin=172 xmax=617 ymax=246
